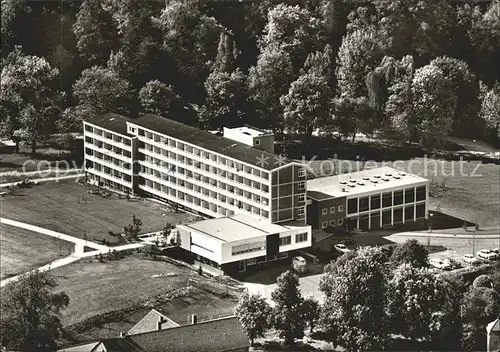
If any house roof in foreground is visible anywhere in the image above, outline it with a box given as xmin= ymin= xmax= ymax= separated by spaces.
xmin=58 ymin=316 xmax=249 ymax=352
xmin=128 ymin=315 xmax=249 ymax=352
xmin=127 ymin=309 xmax=179 ymax=336
xmin=307 ymin=166 xmax=429 ymax=198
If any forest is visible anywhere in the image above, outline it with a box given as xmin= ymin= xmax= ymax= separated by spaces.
xmin=1 ymin=0 xmax=499 ymax=154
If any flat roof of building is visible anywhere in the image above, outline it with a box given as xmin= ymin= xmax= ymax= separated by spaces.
xmin=307 ymin=166 xmax=428 ymax=199
xmin=224 ymin=126 xmax=272 ymax=137
xmin=126 ymin=114 xmax=291 ymax=170
xmin=182 ymin=214 xmax=291 ymax=242
xmin=85 ymin=113 xmax=133 ymax=136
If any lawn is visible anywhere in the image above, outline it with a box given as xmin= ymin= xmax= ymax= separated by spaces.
xmin=0 ymin=139 xmax=83 ymax=173
xmin=0 ymin=180 xmax=197 ymax=244
xmin=50 ymin=256 xmax=240 ymax=343
xmin=0 ymin=224 xmax=74 ymax=279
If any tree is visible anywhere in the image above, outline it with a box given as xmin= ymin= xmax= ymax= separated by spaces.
xmin=199 ymin=68 xmax=248 ymax=130
xmin=138 ymin=80 xmax=180 ymax=116
xmin=387 ymin=264 xmax=460 ymax=345
xmin=461 ymin=285 xmax=500 ymax=351
xmin=373 ymin=0 xmax=455 ymax=64
xmin=302 ymin=297 xmax=320 ymax=334
xmin=410 ymin=64 xmax=457 ymax=147
xmin=320 ymin=247 xmax=389 ymax=350
xmin=260 ymin=4 xmax=325 ymax=73
xmin=280 ymin=72 xmax=330 ymax=141
xmin=0 ymin=47 xmax=60 ymax=155
xmin=270 ymin=270 xmax=305 ymax=348
xmin=123 ymin=213 xmax=142 ymax=241
xmin=0 ymin=270 xmax=70 ymax=351
xmin=73 ymin=66 xmax=132 ymax=114
xmin=248 ymin=47 xmax=294 ymax=133
xmin=429 ymin=56 xmax=481 ymax=137
xmin=385 ymin=64 xmax=414 ymax=140
xmin=331 ymin=96 xmax=374 ymax=142
xmin=152 ymin=0 xmax=225 ymax=101
xmin=212 ymin=32 xmax=239 ymax=74
xmin=480 ymin=85 xmax=500 ymax=138
xmin=336 ymin=27 xmax=388 ymax=98
xmin=73 ymin=0 xmax=118 ymax=67
xmin=101 ymin=0 xmax=164 ymax=89
xmin=390 ymin=239 xmax=429 ymax=268
xmin=235 ymin=291 xmax=271 ymax=346
xmin=473 ymin=274 xmax=493 ymax=289
xmin=458 ymin=1 xmax=500 ymax=85
xmin=366 ymin=55 xmax=414 ymax=124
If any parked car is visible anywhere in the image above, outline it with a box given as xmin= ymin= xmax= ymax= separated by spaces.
xmin=429 ymin=258 xmax=452 ymax=270
xmin=477 ymin=249 xmax=499 ymax=261
xmin=292 ymin=256 xmax=307 ymax=273
xmin=492 ymin=248 xmax=500 ymax=255
xmin=443 ymin=258 xmax=461 ymax=269
xmin=462 ymin=254 xmax=481 ymax=265
xmin=334 ymin=244 xmax=351 ymax=254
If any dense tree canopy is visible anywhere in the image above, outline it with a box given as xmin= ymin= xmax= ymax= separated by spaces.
xmin=0 ymin=271 xmax=70 ymax=351
xmin=1 ymin=48 xmax=60 ymax=154
xmin=387 ymin=264 xmax=460 ymax=344
xmin=320 ymin=247 xmax=389 ymax=351
xmin=1 ymin=0 xmax=499 ymax=159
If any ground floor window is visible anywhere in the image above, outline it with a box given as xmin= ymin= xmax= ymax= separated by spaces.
xmin=278 ymin=251 xmax=288 ymax=259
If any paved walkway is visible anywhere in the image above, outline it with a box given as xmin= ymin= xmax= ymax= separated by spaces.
xmin=0 ymin=173 xmax=84 ymax=188
xmin=0 ymin=218 xmax=107 ymax=250
xmin=0 ymin=218 xmax=145 ymax=288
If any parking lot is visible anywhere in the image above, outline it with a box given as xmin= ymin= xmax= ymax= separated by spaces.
xmin=385 ymin=231 xmax=499 ymax=267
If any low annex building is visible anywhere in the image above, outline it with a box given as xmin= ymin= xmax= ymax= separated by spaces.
xmin=306 ymin=166 xmax=429 ymax=231
xmin=177 ymin=213 xmax=312 ymax=274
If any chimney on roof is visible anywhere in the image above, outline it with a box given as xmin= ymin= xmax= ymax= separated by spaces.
xmin=191 ymin=314 xmax=197 ymax=325
xmin=157 ymin=315 xmax=165 ymax=331
xmin=119 ymin=331 xmax=126 ymax=338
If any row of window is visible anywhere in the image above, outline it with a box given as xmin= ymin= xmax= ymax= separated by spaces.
xmin=85 ymin=125 xmax=131 ymax=146
xmin=85 ymin=138 xmax=132 ymax=158
xmin=140 ymin=164 xmax=269 ymax=209
xmin=321 ymin=218 xmax=344 ymax=229
xmin=321 ymin=205 xmax=344 ymax=215
xmin=350 ymin=203 xmax=426 ymax=229
xmin=140 ymin=148 xmax=270 ymax=193
xmin=134 ymin=127 xmax=270 ymax=179
xmin=139 ymin=177 xmax=268 ymax=217
xmin=232 ymin=242 xmax=266 ymax=256
xmin=86 ymin=149 xmax=131 ymax=170
xmin=347 ymin=186 xmax=427 ymax=214
xmin=89 ymin=161 xmax=132 ymax=182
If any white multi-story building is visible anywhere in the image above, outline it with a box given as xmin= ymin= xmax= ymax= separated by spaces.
xmin=84 ymin=113 xmax=309 ymax=225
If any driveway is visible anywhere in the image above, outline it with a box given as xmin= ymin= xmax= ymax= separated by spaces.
xmin=241 ymin=262 xmax=325 ymax=304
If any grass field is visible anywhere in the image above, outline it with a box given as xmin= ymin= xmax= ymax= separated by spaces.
xmin=309 ymin=158 xmax=499 ymax=228
xmin=50 ymin=257 xmax=240 ymax=342
xmin=0 ymin=224 xmax=73 ymax=279
xmin=0 ymin=180 xmax=197 ymax=244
